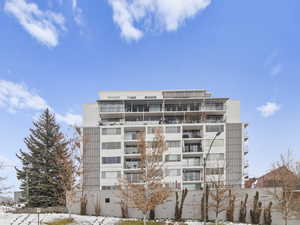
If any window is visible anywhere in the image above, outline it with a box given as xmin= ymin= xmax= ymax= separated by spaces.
xmin=102 ymin=142 xmax=121 ymax=150
xmin=147 ymin=127 xmax=163 ymax=134
xmin=165 ymin=154 xmax=181 ymax=162
xmin=165 ymin=169 xmax=181 ymax=176
xmin=105 ymin=198 xmax=110 ymax=203
xmin=102 ymin=128 xmax=121 ymax=135
xmin=99 ymin=102 xmax=123 ymax=112
xmin=206 ymin=168 xmax=224 ymax=175
xmin=207 ymin=153 xmax=224 ymax=161
xmin=102 ymin=186 xmax=117 ymax=190
xmin=102 ymin=171 xmax=121 ymax=178
xmin=102 ymin=157 xmax=121 ymax=164
xmin=206 ymin=125 xmax=224 ymax=133
xmin=167 ymin=141 xmax=181 ymax=148
xmin=165 ymin=126 xmax=181 ymax=133
xmin=205 ymin=139 xmax=224 ymax=147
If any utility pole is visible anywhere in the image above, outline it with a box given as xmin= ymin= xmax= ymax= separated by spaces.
xmin=203 ymin=131 xmax=222 ymax=225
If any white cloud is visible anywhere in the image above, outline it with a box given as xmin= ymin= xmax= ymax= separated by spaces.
xmin=270 ymin=63 xmax=282 ymax=77
xmin=56 ymin=113 xmax=83 ymax=126
xmin=0 ymin=80 xmax=50 ymax=113
xmin=0 ymin=80 xmax=82 ymax=126
xmin=4 ymin=0 xmax=66 ymax=47
xmin=72 ymin=0 xmax=84 ymax=26
xmin=257 ymin=102 xmax=281 ymax=118
xmin=0 ymin=155 xmax=15 ymax=167
xmin=107 ymin=0 xmax=212 ymax=41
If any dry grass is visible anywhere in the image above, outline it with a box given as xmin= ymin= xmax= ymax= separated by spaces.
xmin=44 ymin=218 xmax=75 ymax=225
xmin=118 ymin=221 xmax=187 ymax=225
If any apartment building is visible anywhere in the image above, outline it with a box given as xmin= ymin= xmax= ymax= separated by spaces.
xmin=81 ymin=90 xmax=249 ymax=192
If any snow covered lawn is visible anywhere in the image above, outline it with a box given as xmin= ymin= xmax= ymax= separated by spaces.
xmin=0 ymin=212 xmax=251 ymax=225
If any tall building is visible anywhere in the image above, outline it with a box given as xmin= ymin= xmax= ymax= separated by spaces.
xmin=81 ymin=90 xmax=248 ymax=192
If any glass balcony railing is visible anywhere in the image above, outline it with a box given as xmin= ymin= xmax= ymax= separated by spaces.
xmin=182 ymin=132 xmax=202 ymax=138
xmin=183 ymin=145 xmax=202 ymax=153
xmin=125 ymin=132 xmax=139 ymax=140
xmin=182 ymin=160 xmax=201 ymax=167
xmin=125 ymin=147 xmax=139 ymax=154
xmin=124 ymin=162 xmax=140 ymax=169
xmin=126 ymin=174 xmax=142 ymax=183
xmin=183 ymin=173 xmax=201 ymax=181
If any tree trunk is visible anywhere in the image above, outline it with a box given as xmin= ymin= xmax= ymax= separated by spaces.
xmin=143 ymin=213 xmax=147 ymax=225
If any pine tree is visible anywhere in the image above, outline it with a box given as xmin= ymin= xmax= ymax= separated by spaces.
xmin=16 ymin=109 xmax=69 ymax=207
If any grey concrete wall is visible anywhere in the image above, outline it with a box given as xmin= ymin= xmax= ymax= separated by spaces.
xmin=226 ymin=123 xmax=243 ymax=187
xmin=68 ymin=188 xmax=300 ymax=225
xmin=82 ymin=127 xmax=101 ymax=191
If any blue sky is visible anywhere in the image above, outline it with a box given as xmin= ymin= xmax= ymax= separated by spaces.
xmin=1 ymin=0 xmax=300 ymax=192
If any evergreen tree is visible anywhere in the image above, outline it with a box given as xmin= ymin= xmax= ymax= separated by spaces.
xmin=16 ymin=109 xmax=69 ymax=207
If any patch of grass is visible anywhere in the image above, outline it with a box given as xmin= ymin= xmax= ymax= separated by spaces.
xmin=118 ymin=221 xmax=164 ymax=225
xmin=44 ymin=218 xmax=75 ymax=225
xmin=118 ymin=221 xmax=187 ymax=225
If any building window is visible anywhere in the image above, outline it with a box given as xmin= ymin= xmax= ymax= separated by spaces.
xmin=167 ymin=141 xmax=181 ymax=148
xmin=102 ymin=128 xmax=121 ymax=135
xmin=102 ymin=157 xmax=121 ymax=164
xmin=147 ymin=127 xmax=163 ymax=134
xmin=102 ymin=171 xmax=121 ymax=178
xmin=165 ymin=126 xmax=181 ymax=133
xmin=207 ymin=153 xmax=224 ymax=161
xmin=102 ymin=186 xmax=117 ymax=190
xmin=205 ymin=139 xmax=224 ymax=147
xmin=102 ymin=142 xmax=121 ymax=150
xmin=105 ymin=198 xmax=110 ymax=203
xmin=165 ymin=154 xmax=181 ymax=162
xmin=206 ymin=125 xmax=224 ymax=133
xmin=206 ymin=168 xmax=224 ymax=175
xmin=99 ymin=102 xmax=123 ymax=112
xmin=165 ymin=168 xmax=181 ymax=176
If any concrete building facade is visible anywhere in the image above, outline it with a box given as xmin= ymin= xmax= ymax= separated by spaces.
xmin=81 ymin=89 xmax=249 ymax=192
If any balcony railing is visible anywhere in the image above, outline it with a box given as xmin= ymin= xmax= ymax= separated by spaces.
xmin=125 ymin=147 xmax=140 ymax=154
xmin=124 ymin=162 xmax=140 ymax=169
xmin=183 ymin=173 xmax=201 ymax=181
xmin=183 ymin=145 xmax=202 ymax=153
xmin=244 ymin=145 xmax=249 ymax=154
xmin=126 ymin=174 xmax=142 ymax=183
xmin=125 ymin=132 xmax=139 ymax=140
xmin=182 ymin=132 xmax=202 ymax=139
xmin=182 ymin=160 xmax=201 ymax=167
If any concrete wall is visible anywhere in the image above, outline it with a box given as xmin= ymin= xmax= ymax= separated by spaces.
xmin=83 ymin=102 xmax=99 ymax=127
xmin=226 ymin=123 xmax=243 ymax=187
xmin=82 ymin=127 xmax=101 ymax=190
xmin=68 ymin=188 xmax=300 ymax=225
xmin=226 ymin=100 xmax=240 ymax=123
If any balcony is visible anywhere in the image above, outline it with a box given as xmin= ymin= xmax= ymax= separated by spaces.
xmin=183 ymin=144 xmax=202 ymax=153
xmin=124 ymin=161 xmax=140 ymax=169
xmin=125 ymin=147 xmax=139 ymax=154
xmin=125 ymin=173 xmax=142 ymax=183
xmin=125 ymin=132 xmax=140 ymax=141
xmin=244 ymin=131 xmax=249 ymax=140
xmin=244 ymin=160 xmax=249 ymax=168
xmin=183 ymin=172 xmax=201 ymax=181
xmin=182 ymin=131 xmax=202 ymax=139
xmin=244 ymin=145 xmax=249 ymax=155
xmin=182 ymin=159 xmax=201 ymax=167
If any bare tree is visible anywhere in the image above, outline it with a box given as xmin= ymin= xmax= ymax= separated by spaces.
xmin=269 ymin=150 xmax=300 ymax=225
xmin=55 ymin=127 xmax=82 ymax=218
xmin=208 ymin=166 xmax=230 ymax=224
xmin=118 ymin=130 xmax=171 ymax=225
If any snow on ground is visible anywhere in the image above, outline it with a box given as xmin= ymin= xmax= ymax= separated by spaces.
xmin=0 ymin=212 xmax=251 ymax=225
